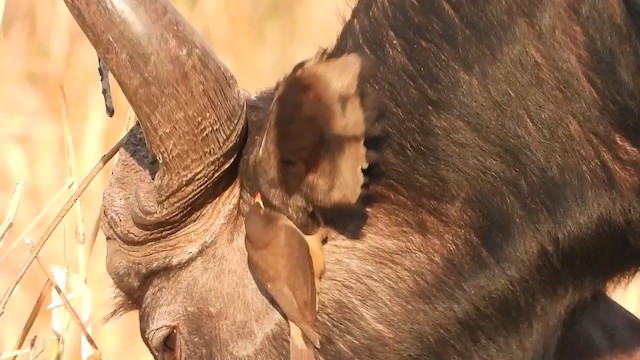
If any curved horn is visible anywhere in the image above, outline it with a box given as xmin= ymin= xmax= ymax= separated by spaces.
xmin=63 ymin=0 xmax=246 ymax=227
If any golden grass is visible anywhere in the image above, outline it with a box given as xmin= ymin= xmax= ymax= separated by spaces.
xmin=1 ymin=0 xmax=639 ymax=359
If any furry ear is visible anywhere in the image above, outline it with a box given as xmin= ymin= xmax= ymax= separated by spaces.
xmin=261 ymin=51 xmax=385 ymax=210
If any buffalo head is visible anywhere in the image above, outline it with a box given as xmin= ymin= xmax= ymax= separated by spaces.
xmin=62 ymin=0 xmax=640 ymax=359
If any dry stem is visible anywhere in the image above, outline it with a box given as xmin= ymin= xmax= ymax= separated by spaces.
xmin=60 ymin=86 xmax=86 ymax=245
xmin=28 ymin=250 xmax=98 ymax=351
xmin=0 ymin=180 xmax=75 ymax=265
xmin=81 ymin=205 xmax=102 ymax=283
xmin=7 ymin=280 xmax=51 ymax=360
xmin=0 ymin=135 xmax=124 ymax=321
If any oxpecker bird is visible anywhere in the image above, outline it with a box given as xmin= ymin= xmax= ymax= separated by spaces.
xmin=244 ymin=193 xmax=321 ymax=360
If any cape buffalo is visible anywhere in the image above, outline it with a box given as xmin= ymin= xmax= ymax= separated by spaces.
xmin=61 ymin=0 xmax=640 ymax=358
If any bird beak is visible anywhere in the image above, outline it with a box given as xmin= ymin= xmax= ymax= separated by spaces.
xmin=254 ymin=192 xmax=265 ymax=211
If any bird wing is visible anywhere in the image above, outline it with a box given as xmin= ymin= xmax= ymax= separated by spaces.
xmin=270 ymin=223 xmax=317 ymax=314
xmin=264 ymin=279 xmax=320 ymax=348
xmin=244 ymin=210 xmax=322 ymax=348
xmin=257 ymin=51 xmax=385 ymax=210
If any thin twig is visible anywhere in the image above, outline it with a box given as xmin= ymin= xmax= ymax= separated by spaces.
xmin=0 ymin=179 xmax=25 ymax=243
xmin=81 ymin=204 xmax=102 ymax=283
xmin=50 ymin=266 xmax=66 ymax=360
xmin=78 ymin=106 xmax=133 ymax=281
xmin=79 ymin=276 xmax=93 ymax=360
xmin=0 ymin=135 xmax=124 ymax=319
xmin=18 ymin=239 xmax=100 ymax=352
xmin=59 ymin=86 xmax=76 ymax=358
xmin=8 ymin=280 xmax=51 ymax=360
xmin=60 ymin=86 xmax=86 ymax=246
xmin=29 ymin=336 xmax=45 ymax=360
xmin=0 ymin=180 xmax=75 ymax=265
xmin=78 ymin=106 xmax=133 ymax=280
xmin=60 ymin=85 xmax=95 ymax=359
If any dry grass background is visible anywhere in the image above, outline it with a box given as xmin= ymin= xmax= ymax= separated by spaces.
xmin=0 ymin=0 xmax=638 ymax=359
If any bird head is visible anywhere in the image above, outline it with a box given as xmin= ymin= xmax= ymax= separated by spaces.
xmin=245 ymin=192 xmax=278 ymax=248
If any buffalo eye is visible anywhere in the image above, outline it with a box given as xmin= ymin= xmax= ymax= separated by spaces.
xmin=149 ymin=326 xmax=180 ymax=360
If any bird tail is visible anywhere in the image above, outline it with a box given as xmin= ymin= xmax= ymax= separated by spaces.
xmin=297 ymin=321 xmax=321 ymax=349
xmin=289 ymin=322 xmax=318 ymax=360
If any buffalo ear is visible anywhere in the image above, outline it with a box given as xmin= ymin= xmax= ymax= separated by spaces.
xmin=264 ymin=51 xmax=385 ymax=209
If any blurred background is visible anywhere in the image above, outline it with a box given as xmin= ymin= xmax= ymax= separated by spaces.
xmin=0 ymin=0 xmax=638 ymax=359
